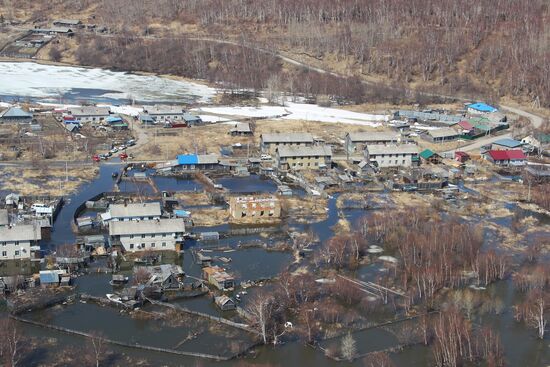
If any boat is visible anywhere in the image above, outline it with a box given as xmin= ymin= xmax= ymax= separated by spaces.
xmin=106 ymin=294 xmax=122 ymax=303
xmin=109 ymin=274 xmax=129 ymax=286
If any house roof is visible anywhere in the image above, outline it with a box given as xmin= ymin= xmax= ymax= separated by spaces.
xmin=54 ymin=19 xmax=81 ymax=25
xmin=109 ymin=218 xmax=185 ymax=236
xmin=139 ymin=264 xmax=183 ymax=283
xmin=367 ymin=144 xmax=419 ymax=155
xmin=533 ymin=132 xmax=550 ymax=144
xmin=397 ymin=110 xmax=462 ymax=124
xmin=468 ymin=102 xmax=497 ymax=113
xmin=261 ymin=132 xmax=314 ymax=144
xmin=455 ymin=151 xmax=469 ymax=157
xmin=108 ymin=202 xmax=161 ymax=219
xmin=34 ymin=27 xmax=73 ymax=33
xmin=458 ymin=121 xmax=474 ymax=130
xmin=143 ymin=105 xmax=184 ymax=115
xmin=182 ymin=113 xmax=201 ymax=121
xmin=419 ymin=149 xmax=437 ymax=159
xmin=231 ymin=123 xmax=251 ymax=133
xmin=487 ymin=150 xmax=526 ymax=161
xmin=277 ymin=145 xmax=332 ymax=158
xmin=0 ymin=224 xmax=42 ymax=241
xmin=69 ymin=106 xmax=111 ymax=117
xmin=64 ymin=123 xmax=79 ymax=132
xmin=346 ymin=131 xmax=398 ymax=142
xmin=0 ymin=107 xmax=33 ymax=119
xmin=106 ymin=116 xmax=123 ymax=123
xmin=138 ymin=113 xmax=154 ymax=122
xmin=427 ymin=128 xmax=460 ymax=139
xmin=493 ymin=138 xmax=523 ymax=148
xmin=176 ymin=154 xmax=218 ymax=165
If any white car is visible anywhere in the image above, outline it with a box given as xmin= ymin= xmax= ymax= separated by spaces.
xmin=260 ymin=154 xmax=272 ymax=161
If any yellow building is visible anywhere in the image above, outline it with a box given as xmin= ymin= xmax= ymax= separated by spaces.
xmin=276 ymin=145 xmax=332 ymax=171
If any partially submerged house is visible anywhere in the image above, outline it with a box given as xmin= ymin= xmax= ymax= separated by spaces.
xmin=484 ymin=150 xmax=527 ymax=166
xmin=276 ymin=145 xmax=332 ymax=171
xmin=68 ymin=106 xmax=111 ymax=123
xmin=215 ymin=295 xmax=236 ymax=311
xmin=424 ymin=128 xmax=460 ymax=143
xmin=230 ymin=123 xmax=253 ymax=136
xmin=137 ymin=264 xmax=184 ymax=290
xmin=102 ymin=202 xmax=162 ymax=223
xmin=229 ymin=195 xmax=281 ymax=221
xmin=109 ymin=218 xmax=186 ymax=252
xmin=174 ymin=154 xmax=220 ymax=171
xmin=0 ymin=224 xmax=42 ymax=261
xmin=364 ymin=144 xmax=420 ymax=168
xmin=143 ymin=105 xmax=185 ymax=122
xmin=344 ymin=131 xmax=399 ymax=154
xmin=0 ymin=107 xmax=33 ymax=124
xmin=202 ymin=266 xmax=235 ymax=290
xmin=260 ymin=132 xmax=314 ymax=154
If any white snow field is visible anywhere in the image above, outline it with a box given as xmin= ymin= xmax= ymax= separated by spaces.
xmin=0 ymin=62 xmax=216 ymax=103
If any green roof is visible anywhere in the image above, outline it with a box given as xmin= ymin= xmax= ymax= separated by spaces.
xmin=534 ymin=132 xmax=550 ymax=144
xmin=420 ymin=149 xmax=436 ymax=159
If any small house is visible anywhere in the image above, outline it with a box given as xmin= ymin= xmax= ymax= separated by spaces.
xmin=39 ymin=270 xmax=66 ymax=287
xmin=138 ymin=264 xmax=184 ymax=290
xmin=182 ymin=113 xmax=202 ymax=126
xmin=108 ymin=218 xmax=186 ymax=253
xmin=424 ymin=128 xmax=460 ymax=143
xmin=454 ymin=151 xmax=470 ymax=163
xmin=0 ymin=107 xmax=33 ymax=124
xmin=174 ymin=154 xmax=220 ymax=171
xmin=215 ymin=295 xmax=236 ymax=311
xmin=484 ymin=150 xmax=527 ymax=166
xmin=142 ymin=105 xmax=185 ymax=122
xmin=68 ymin=106 xmax=111 ymax=123
xmin=230 ymin=123 xmax=253 ymax=136
xmin=53 ymin=19 xmax=83 ymax=28
xmin=521 ymin=133 xmax=550 ymax=154
xmin=467 ymin=102 xmax=497 ymax=114
xmin=202 ymin=266 xmax=235 ymax=290
xmin=138 ymin=113 xmax=155 ymax=125
xmin=419 ymin=149 xmax=442 ymax=164
xmin=456 ymin=120 xmax=474 ymax=135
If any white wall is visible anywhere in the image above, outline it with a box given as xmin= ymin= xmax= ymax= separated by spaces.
xmin=0 ymin=241 xmax=32 ymax=260
xmin=117 ymin=233 xmax=178 ymax=252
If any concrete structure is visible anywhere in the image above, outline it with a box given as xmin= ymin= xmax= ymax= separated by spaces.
xmin=260 ymin=132 xmax=314 ymax=154
xmin=344 ymin=131 xmax=399 ymax=154
xmin=143 ymin=105 xmax=185 ymax=122
xmin=102 ymin=202 xmax=162 ymax=223
xmin=276 ymin=145 xmax=332 ymax=171
xmin=365 ymin=144 xmax=419 ymax=168
xmin=0 ymin=107 xmax=33 ymax=124
xmin=68 ymin=106 xmax=111 ymax=123
xmin=0 ymin=224 xmax=41 ymax=260
xmin=109 ymin=218 xmax=186 ymax=253
xmin=202 ymin=266 xmax=235 ymax=290
xmin=424 ymin=128 xmax=460 ymax=143
xmin=229 ymin=195 xmax=281 ymax=220
xmin=484 ymin=150 xmax=527 ymax=166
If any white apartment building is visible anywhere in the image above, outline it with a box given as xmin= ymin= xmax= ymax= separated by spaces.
xmin=0 ymin=224 xmax=41 ymax=260
xmin=109 ymin=218 xmax=186 ymax=253
xmin=364 ymin=144 xmax=419 ymax=168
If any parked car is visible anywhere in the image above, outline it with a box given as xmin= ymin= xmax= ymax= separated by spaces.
xmin=126 ymin=139 xmax=136 ymax=146
xmin=260 ymin=154 xmax=272 ymax=161
xmin=92 ymin=154 xmax=100 ymax=162
xmin=110 ymin=147 xmax=118 ymax=154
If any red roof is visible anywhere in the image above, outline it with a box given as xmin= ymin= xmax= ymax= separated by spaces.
xmin=487 ymin=150 xmax=526 ymax=161
xmin=458 ymin=120 xmax=474 ymax=130
xmin=455 ymin=151 xmax=469 ymax=157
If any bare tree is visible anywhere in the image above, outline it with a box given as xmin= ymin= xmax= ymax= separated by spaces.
xmin=341 ymin=332 xmax=357 ymax=361
xmin=0 ymin=318 xmax=23 ymax=367
xmin=86 ymin=331 xmax=107 ymax=367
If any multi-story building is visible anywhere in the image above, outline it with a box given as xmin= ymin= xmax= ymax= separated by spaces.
xmin=108 ymin=218 xmax=186 ymax=253
xmin=276 ymin=145 xmax=332 ymax=171
xmin=102 ymin=202 xmax=162 ymax=223
xmin=0 ymin=224 xmax=42 ymax=261
xmin=364 ymin=144 xmax=419 ymax=168
xmin=229 ymin=195 xmax=281 ymax=221
xmin=260 ymin=132 xmax=314 ymax=154
xmin=344 ymin=131 xmax=400 ymax=154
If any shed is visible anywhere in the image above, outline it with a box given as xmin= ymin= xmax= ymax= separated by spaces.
xmin=467 ymin=102 xmax=497 ymax=114
xmin=454 ymin=151 xmax=470 ymax=163
xmin=215 ymin=295 xmax=236 ymax=311
xmin=182 ymin=113 xmax=202 ymax=125
xmin=419 ymin=149 xmax=441 ymax=164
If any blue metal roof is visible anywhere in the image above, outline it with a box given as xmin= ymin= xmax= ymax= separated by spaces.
xmin=177 ymin=154 xmax=199 ymax=165
xmin=106 ymin=116 xmax=123 ymax=123
xmin=40 ymin=272 xmax=59 ymax=284
xmin=493 ymin=138 xmax=523 ymax=148
xmin=468 ymin=103 xmax=497 ymax=113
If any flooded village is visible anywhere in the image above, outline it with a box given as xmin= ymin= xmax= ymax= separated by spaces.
xmin=0 ymin=17 xmax=549 ymax=366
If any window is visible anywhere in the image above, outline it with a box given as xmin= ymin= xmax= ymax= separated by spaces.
xmin=162 ymin=242 xmax=166 ymax=247
xmin=1 ymin=251 xmax=6 ymax=257
xmin=141 ymin=234 xmax=145 ymax=238
xmin=14 ymin=250 xmax=20 ymax=256
xmin=130 ymin=235 xmax=134 ymax=239
xmin=129 ymin=244 xmax=134 ymax=249
xmin=151 ymin=234 xmax=156 ymax=238
xmin=141 ymin=243 xmax=145 ymax=248
xmin=162 ymin=234 xmax=166 ymax=238
xmin=151 ymin=243 xmax=155 ymax=248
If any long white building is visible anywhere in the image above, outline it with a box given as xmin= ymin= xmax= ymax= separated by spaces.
xmin=364 ymin=144 xmax=419 ymax=168
xmin=109 ymin=218 xmax=186 ymax=253
xmin=102 ymin=202 xmax=162 ymax=223
xmin=0 ymin=224 xmax=41 ymax=260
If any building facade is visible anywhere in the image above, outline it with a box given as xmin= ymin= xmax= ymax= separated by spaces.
xmin=68 ymin=106 xmax=111 ymax=123
xmin=276 ymin=145 xmax=332 ymax=171
xmin=108 ymin=218 xmax=186 ymax=253
xmin=229 ymin=195 xmax=281 ymax=220
xmin=344 ymin=131 xmax=399 ymax=154
xmin=364 ymin=144 xmax=419 ymax=168
xmin=143 ymin=105 xmax=185 ymax=122
xmin=260 ymin=132 xmax=314 ymax=154
xmin=102 ymin=202 xmax=162 ymax=223
xmin=0 ymin=224 xmax=42 ymax=260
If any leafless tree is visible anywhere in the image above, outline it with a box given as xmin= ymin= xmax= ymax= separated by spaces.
xmin=0 ymin=318 xmax=23 ymax=367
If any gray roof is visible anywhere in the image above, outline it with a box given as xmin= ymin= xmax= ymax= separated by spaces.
xmin=33 ymin=27 xmax=73 ymax=33
xmin=69 ymin=106 xmax=111 ymax=117
xmin=0 ymin=107 xmax=33 ymax=119
xmin=0 ymin=209 xmax=8 ymax=226
xmin=347 ymin=131 xmax=398 ymax=142
xmin=143 ymin=105 xmax=185 ymax=115
xmin=138 ymin=113 xmax=154 ymax=122
xmin=261 ymin=132 xmax=314 ymax=144
xmin=139 ymin=264 xmax=183 ymax=283
xmin=427 ymin=128 xmax=460 ymax=139
xmin=277 ymin=145 xmax=332 ymax=158
xmin=230 ymin=123 xmax=251 ymax=133
xmin=64 ymin=123 xmax=79 ymax=132
xmin=397 ymin=110 xmax=462 ymax=124
xmin=197 ymin=154 xmax=219 ymax=164
xmin=367 ymin=144 xmax=419 ymax=155
xmin=109 ymin=218 xmax=185 ymax=236
xmin=53 ymin=19 xmax=81 ymax=25
xmin=183 ymin=113 xmax=201 ymax=121
xmin=109 ymin=202 xmax=161 ymax=219
xmin=0 ymin=224 xmax=42 ymax=241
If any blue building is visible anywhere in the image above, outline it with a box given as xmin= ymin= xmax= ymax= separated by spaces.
xmin=467 ymin=102 xmax=497 ymax=114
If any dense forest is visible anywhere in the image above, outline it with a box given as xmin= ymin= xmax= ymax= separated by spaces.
xmin=3 ymin=0 xmax=549 ymax=106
